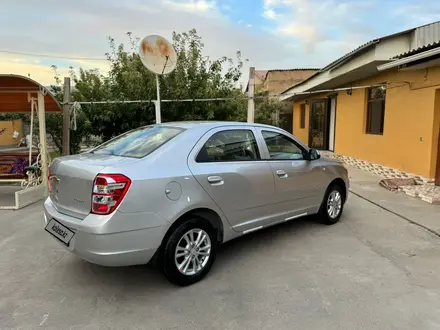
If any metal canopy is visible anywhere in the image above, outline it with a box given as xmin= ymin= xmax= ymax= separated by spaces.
xmin=0 ymin=74 xmax=62 ymax=113
xmin=0 ymin=74 xmax=60 ymax=210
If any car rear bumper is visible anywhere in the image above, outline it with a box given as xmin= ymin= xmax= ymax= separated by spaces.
xmin=43 ymin=198 xmax=170 ymax=267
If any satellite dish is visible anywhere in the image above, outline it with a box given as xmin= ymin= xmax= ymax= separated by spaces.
xmin=139 ymin=35 xmax=177 ymax=75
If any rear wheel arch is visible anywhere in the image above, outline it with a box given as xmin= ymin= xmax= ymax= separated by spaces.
xmin=162 ymin=208 xmax=224 ymax=247
xmin=152 ymin=208 xmax=223 ymax=271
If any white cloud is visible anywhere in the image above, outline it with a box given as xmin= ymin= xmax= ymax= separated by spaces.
xmin=263 ymin=8 xmax=278 ymax=20
xmin=263 ymin=0 xmax=280 ymax=8
xmin=221 ymin=4 xmax=232 ymax=12
xmin=0 ymin=0 xmax=298 ymax=85
xmin=163 ymin=0 xmax=216 ymax=13
xmin=393 ymin=2 xmax=440 ymax=28
xmin=0 ymin=55 xmax=75 ymax=86
xmin=2 ymin=0 xmax=435 ymax=87
xmin=278 ymin=23 xmax=321 ymax=52
xmin=263 ymin=0 xmax=378 ymax=53
xmin=0 ymin=55 xmax=111 ymax=86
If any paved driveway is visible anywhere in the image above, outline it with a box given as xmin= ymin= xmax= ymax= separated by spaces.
xmin=1 ymin=194 xmax=440 ymax=330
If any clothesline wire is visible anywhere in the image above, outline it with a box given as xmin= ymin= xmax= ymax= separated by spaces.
xmin=64 ymin=83 xmax=387 ymax=106
xmin=0 ymin=49 xmax=107 ymax=61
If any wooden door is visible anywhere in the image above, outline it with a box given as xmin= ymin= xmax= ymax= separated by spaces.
xmin=308 ymin=99 xmax=328 ymax=150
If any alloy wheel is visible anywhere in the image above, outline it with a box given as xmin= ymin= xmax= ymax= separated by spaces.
xmin=327 ymin=190 xmax=342 ymax=219
xmin=174 ymin=228 xmax=212 ymax=276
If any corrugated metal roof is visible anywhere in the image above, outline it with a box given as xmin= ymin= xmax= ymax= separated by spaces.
xmin=246 ymin=69 xmax=320 ymax=93
xmin=411 ymin=21 xmax=440 ymax=49
xmin=265 ymin=69 xmax=320 ymax=94
xmin=280 ymin=39 xmax=383 ymax=94
xmin=393 ymin=40 xmax=440 ymax=59
xmin=267 ymin=68 xmax=320 ymax=72
xmin=254 ymin=68 xmax=320 ymax=79
xmin=320 ymin=40 xmax=379 ymax=72
xmin=281 ymin=21 xmax=440 ymax=95
xmin=319 ymin=26 xmax=420 ymax=73
xmin=255 ymin=70 xmax=268 ymax=80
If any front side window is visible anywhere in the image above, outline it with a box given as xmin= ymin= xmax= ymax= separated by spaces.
xmin=196 ymin=129 xmax=260 ymax=162
xmin=91 ymin=126 xmax=184 ymax=158
xmin=366 ymin=86 xmax=386 ymax=135
xmin=262 ymin=131 xmax=305 ymax=160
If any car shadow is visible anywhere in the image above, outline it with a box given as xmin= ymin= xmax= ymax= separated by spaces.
xmin=215 ymin=215 xmax=322 ymax=266
xmin=59 ymin=215 xmax=325 ymax=291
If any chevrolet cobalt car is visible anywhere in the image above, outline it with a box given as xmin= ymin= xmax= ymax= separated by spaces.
xmin=44 ymin=122 xmax=349 ymax=286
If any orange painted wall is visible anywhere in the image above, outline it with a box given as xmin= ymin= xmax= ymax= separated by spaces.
xmin=431 ymin=89 xmax=440 ymax=179
xmin=292 ymin=66 xmax=440 ymax=178
xmin=0 ymin=119 xmax=23 ymax=145
xmin=292 ymin=102 xmax=309 ymax=144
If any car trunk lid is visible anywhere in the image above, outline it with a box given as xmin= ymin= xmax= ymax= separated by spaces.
xmin=49 ymin=153 xmax=138 ymax=219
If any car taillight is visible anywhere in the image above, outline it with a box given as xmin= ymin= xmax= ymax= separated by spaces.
xmin=91 ymin=174 xmax=131 ymax=215
xmin=47 ymin=168 xmax=52 ymax=193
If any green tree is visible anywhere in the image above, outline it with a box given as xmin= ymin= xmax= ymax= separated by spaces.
xmin=47 ymin=29 xmax=280 ymax=150
xmin=254 ymin=91 xmax=282 ymax=126
xmin=70 ymin=29 xmax=249 ymax=141
xmin=40 ymin=67 xmax=94 ymax=155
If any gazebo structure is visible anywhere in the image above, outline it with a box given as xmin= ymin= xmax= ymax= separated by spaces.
xmin=0 ymin=74 xmax=62 ymax=210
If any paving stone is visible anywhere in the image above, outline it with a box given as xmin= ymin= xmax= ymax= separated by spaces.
xmin=420 ymin=195 xmax=440 ymax=204
xmin=321 ymin=151 xmax=438 ymax=205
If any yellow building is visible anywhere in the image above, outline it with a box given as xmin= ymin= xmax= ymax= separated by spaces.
xmin=0 ymin=119 xmax=23 ymax=146
xmin=281 ymin=21 xmax=440 ymax=186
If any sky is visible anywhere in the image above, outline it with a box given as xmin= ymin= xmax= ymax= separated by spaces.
xmin=0 ymin=0 xmax=439 ymax=85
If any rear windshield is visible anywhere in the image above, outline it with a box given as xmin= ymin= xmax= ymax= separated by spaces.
xmin=91 ymin=126 xmax=184 ymax=158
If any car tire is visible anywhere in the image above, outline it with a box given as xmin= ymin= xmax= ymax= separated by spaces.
xmin=161 ymin=218 xmax=217 ymax=286
xmin=318 ymin=184 xmax=345 ymax=225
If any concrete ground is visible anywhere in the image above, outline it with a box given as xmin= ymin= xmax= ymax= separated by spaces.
xmin=0 ymin=185 xmax=20 ymax=208
xmin=1 ymin=190 xmax=440 ymax=329
xmin=347 ymin=165 xmax=440 ymax=235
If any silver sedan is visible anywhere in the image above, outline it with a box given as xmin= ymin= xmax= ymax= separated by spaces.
xmin=44 ymin=121 xmax=349 ymax=286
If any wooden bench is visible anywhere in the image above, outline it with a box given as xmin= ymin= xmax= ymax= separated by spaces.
xmin=0 ymin=151 xmax=38 ymax=182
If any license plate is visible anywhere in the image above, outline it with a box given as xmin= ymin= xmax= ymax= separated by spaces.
xmin=45 ymin=219 xmax=75 ymax=245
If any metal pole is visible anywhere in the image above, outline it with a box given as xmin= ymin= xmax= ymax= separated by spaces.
xmin=37 ymin=91 xmax=48 ymax=195
xmin=62 ymin=77 xmax=71 ymax=155
xmin=29 ymin=98 xmax=34 ymax=165
xmin=155 ymin=74 xmax=162 ymax=124
xmin=247 ymin=67 xmax=255 ymax=123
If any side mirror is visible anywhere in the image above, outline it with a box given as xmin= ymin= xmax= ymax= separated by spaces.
xmin=308 ymin=148 xmax=321 ymax=161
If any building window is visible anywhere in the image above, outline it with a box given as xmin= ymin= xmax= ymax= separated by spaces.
xmin=366 ymin=86 xmax=386 ymax=135
xmin=300 ymin=104 xmax=306 ymax=129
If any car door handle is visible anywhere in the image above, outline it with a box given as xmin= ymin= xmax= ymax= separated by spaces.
xmin=276 ymin=170 xmax=288 ymax=178
xmin=207 ymin=176 xmax=224 ymax=185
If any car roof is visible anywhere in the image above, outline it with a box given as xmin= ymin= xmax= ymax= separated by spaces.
xmin=158 ymin=121 xmax=280 ymax=130
xmin=158 ymin=121 xmax=310 ymax=153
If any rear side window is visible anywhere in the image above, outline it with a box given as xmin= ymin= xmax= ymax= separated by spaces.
xmin=196 ymin=129 xmax=260 ymax=162
xmin=91 ymin=126 xmax=184 ymax=158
